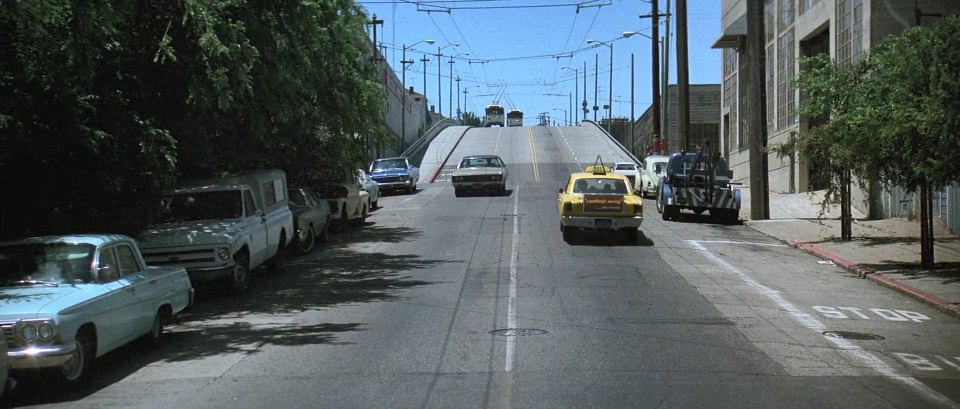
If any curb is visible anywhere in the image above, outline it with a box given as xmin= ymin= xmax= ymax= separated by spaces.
xmin=788 ymin=239 xmax=960 ymax=319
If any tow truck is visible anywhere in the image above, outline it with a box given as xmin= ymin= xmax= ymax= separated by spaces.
xmin=656 ymin=146 xmax=741 ymax=224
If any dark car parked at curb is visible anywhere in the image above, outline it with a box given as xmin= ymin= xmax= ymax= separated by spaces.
xmin=288 ymin=187 xmax=332 ymax=254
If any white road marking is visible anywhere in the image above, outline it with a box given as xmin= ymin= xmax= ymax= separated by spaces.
xmin=557 ymin=128 xmax=581 ymax=168
xmin=506 ymin=187 xmax=520 ymax=372
xmin=687 ymin=240 xmax=960 ymax=408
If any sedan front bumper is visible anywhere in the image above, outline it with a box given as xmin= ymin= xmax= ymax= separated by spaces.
xmin=9 ymin=341 xmax=78 ymax=369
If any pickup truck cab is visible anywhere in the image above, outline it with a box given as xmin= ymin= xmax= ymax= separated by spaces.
xmin=137 ymin=169 xmax=294 ymax=293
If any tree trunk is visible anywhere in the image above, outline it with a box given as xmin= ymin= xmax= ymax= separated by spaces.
xmin=841 ymin=169 xmax=852 ymax=241
xmin=920 ymin=181 xmax=935 ymax=268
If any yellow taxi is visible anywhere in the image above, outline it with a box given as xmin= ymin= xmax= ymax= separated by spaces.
xmin=558 ymin=158 xmax=643 ymax=243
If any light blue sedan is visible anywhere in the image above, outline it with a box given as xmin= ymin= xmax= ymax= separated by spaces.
xmin=0 ymin=235 xmax=194 ymax=384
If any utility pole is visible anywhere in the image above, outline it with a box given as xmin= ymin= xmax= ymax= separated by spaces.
xmin=630 ymin=53 xmax=635 ymax=155
xmin=448 ymin=58 xmax=455 ymax=117
xmin=677 ymin=0 xmax=689 ymax=153
xmin=368 ymin=14 xmax=383 ymax=63
xmin=437 ymin=47 xmax=443 ymax=117
xmin=594 ymin=53 xmax=599 ymax=121
xmin=456 ymin=76 xmax=461 ymax=121
xmin=647 ymin=0 xmax=662 ymax=155
xmin=746 ymin=0 xmax=769 ymax=220
xmin=582 ymin=61 xmax=588 ymax=120
xmin=400 ymin=45 xmax=414 ymax=154
xmin=421 ymin=55 xmax=430 ymax=113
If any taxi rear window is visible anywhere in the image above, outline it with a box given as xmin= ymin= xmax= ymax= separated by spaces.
xmin=572 ymin=178 xmax=628 ymax=194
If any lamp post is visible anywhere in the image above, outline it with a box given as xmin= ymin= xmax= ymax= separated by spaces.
xmin=586 ymin=31 xmax=636 ymax=130
xmin=435 ymin=43 xmax=459 ymax=118
xmin=561 ymin=66 xmax=578 ymax=124
xmin=401 ymin=40 xmax=435 ymax=153
xmin=553 ymin=108 xmax=568 ymax=126
xmin=630 ymin=31 xmax=667 ymax=156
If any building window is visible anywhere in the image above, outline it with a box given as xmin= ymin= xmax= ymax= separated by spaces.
xmin=800 ymin=0 xmax=821 ymax=14
xmin=723 ymin=48 xmax=738 ymax=149
xmin=766 ymin=44 xmax=776 ymax=132
xmin=765 ymin=0 xmax=776 ymax=44
xmin=780 ymin=0 xmax=795 ymax=32
xmin=837 ymin=0 xmax=863 ymax=66
xmin=777 ymin=28 xmax=796 ymax=129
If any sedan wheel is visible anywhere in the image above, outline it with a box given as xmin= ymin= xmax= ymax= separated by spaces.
xmin=295 ymin=226 xmax=315 ymax=254
xmin=60 ymin=328 xmax=94 ymax=383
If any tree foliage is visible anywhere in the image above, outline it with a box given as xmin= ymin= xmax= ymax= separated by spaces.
xmin=0 ymin=0 xmax=388 ymax=238
xmin=460 ymin=111 xmax=482 ymax=127
xmin=776 ymin=15 xmax=960 ymax=263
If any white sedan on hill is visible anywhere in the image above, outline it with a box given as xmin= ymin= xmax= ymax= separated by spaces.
xmin=612 ymin=162 xmax=641 ymax=193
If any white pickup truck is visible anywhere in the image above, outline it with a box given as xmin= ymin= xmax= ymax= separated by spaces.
xmin=137 ymin=169 xmax=294 ymax=294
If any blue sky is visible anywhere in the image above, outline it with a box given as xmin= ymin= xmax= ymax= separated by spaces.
xmin=357 ymin=0 xmax=722 ymax=125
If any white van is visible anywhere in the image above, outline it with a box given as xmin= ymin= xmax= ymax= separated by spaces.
xmin=137 ymin=169 xmax=294 ymax=293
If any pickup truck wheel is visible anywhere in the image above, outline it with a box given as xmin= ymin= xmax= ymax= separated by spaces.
xmin=295 ymin=226 xmax=315 ymax=254
xmin=59 ymin=328 xmax=94 ymax=383
xmin=229 ymin=253 xmax=251 ymax=293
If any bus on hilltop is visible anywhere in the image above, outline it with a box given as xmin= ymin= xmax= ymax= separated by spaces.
xmin=507 ymin=109 xmax=523 ymax=127
xmin=484 ymin=104 xmax=505 ymax=127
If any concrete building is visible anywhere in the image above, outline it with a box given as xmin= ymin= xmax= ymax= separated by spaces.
xmin=713 ymin=0 xmax=959 ymax=220
xmin=629 ymin=84 xmax=721 ymax=159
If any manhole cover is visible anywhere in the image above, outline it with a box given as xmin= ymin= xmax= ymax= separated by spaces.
xmin=822 ymin=331 xmax=885 ymax=340
xmin=490 ymin=328 xmax=548 ymax=337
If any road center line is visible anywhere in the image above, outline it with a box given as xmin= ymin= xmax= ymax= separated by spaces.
xmin=505 ymin=187 xmax=520 ymax=372
xmin=686 ymin=239 xmax=960 ymax=409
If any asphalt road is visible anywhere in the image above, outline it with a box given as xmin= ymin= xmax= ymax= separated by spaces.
xmin=8 ymin=125 xmax=960 ymax=408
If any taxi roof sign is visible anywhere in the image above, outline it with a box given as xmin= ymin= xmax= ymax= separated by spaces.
xmin=586 ymin=155 xmax=609 ymax=175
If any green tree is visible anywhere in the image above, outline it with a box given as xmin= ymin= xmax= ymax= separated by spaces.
xmin=0 ymin=0 xmax=389 ymax=238
xmin=460 ymin=111 xmax=482 ymax=127
xmin=778 ymin=15 xmax=960 ymax=267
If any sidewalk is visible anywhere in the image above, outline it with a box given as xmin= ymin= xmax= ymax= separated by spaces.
xmin=739 ymin=189 xmax=960 ymax=319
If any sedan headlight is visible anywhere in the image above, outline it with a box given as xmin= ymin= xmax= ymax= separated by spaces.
xmin=17 ymin=319 xmax=57 ymax=343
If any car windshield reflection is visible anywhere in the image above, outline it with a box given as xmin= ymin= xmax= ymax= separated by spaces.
xmin=0 ymin=242 xmax=96 ymax=286
xmin=161 ymin=191 xmax=243 ymax=222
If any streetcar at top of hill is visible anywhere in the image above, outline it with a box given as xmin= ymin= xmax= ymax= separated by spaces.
xmin=506 ymin=109 xmax=523 ymax=127
xmin=484 ymin=104 xmax=505 ymax=127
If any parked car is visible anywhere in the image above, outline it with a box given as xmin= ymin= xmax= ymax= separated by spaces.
xmin=557 ymin=161 xmax=644 ymax=243
xmin=0 ymin=235 xmax=194 ymax=384
xmin=639 ymin=155 xmax=670 ymax=198
xmin=137 ymin=169 xmax=294 ymax=294
xmin=612 ymin=161 xmax=641 ymax=192
xmin=316 ymin=168 xmax=370 ymax=233
xmin=451 ymin=155 xmax=509 ymax=196
xmin=357 ymin=169 xmax=381 ymax=209
xmin=0 ymin=339 xmax=10 ymax=397
xmin=288 ymin=187 xmax=331 ymax=254
xmin=368 ymin=157 xmax=419 ymax=194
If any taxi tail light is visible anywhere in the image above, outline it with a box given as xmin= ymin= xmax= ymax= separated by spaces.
xmin=633 ymin=203 xmax=642 ymax=214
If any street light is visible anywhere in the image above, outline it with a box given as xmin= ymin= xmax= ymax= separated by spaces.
xmin=401 ymin=40 xmax=435 ymax=153
xmin=586 ymin=31 xmax=636 ymax=130
xmin=553 ymin=108 xmax=568 ymax=126
xmin=435 ymin=43 xmax=460 ymax=118
xmin=561 ymin=66 xmax=578 ymax=124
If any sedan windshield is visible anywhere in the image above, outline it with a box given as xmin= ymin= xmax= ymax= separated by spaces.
xmin=372 ymin=160 xmax=406 ymax=171
xmin=161 ymin=191 xmax=243 ymax=222
xmin=0 ymin=242 xmax=96 ymax=286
